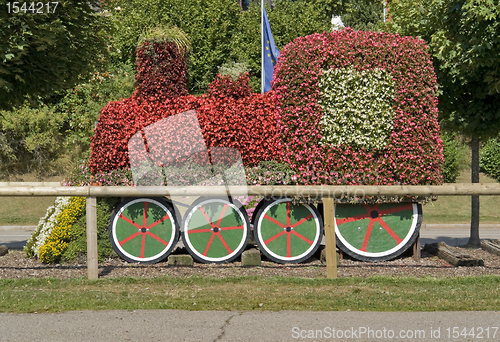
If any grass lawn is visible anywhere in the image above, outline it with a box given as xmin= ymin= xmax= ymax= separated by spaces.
xmin=422 ymin=170 xmax=500 ymax=224
xmin=0 ymin=173 xmax=61 ymax=225
xmin=1 ymin=276 xmax=500 ymax=313
xmin=0 ymin=276 xmax=500 ymax=313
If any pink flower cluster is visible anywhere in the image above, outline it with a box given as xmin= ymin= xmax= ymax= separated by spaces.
xmin=273 ymin=29 xmax=443 ymax=185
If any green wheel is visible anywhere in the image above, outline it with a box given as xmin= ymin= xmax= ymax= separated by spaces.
xmin=253 ymin=198 xmax=323 ymax=264
xmin=182 ymin=197 xmax=249 ymax=263
xmin=335 ymin=202 xmax=422 ymax=262
xmin=109 ymin=197 xmax=179 ymax=264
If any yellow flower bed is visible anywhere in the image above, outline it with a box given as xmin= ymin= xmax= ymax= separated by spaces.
xmin=38 ymin=197 xmax=86 ymax=263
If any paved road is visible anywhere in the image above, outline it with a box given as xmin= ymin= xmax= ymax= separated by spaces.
xmin=2 ymin=226 xmax=500 ymax=341
xmin=2 ymin=224 xmax=500 ymax=251
xmin=1 ymin=310 xmax=499 ymax=342
xmin=0 ymin=226 xmax=35 ymax=250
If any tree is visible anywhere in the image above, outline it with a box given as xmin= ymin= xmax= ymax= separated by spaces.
xmin=0 ymin=0 xmax=109 ymax=110
xmin=388 ymin=0 xmax=500 ymax=246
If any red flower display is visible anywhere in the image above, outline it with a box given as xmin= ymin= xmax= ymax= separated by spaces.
xmin=273 ymin=29 xmax=443 ymax=185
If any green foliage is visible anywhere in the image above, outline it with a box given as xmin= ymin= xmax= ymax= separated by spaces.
xmin=318 ymin=67 xmax=395 ymax=150
xmin=218 ymin=61 xmax=251 ymax=81
xmin=62 ymin=197 xmax=120 ymax=262
xmin=245 ymin=160 xmax=298 ymax=185
xmin=306 ymin=0 xmax=384 ymax=31
xmin=0 ymin=0 xmax=110 ymax=110
xmin=0 ymin=102 xmax=64 ymax=172
xmin=229 ymin=2 xmax=331 ymax=92
xmin=388 ymin=0 xmax=500 ymax=140
xmin=0 ymin=63 xmax=135 ymax=173
xmin=112 ymin=0 xmax=241 ymax=93
xmin=441 ymin=132 xmax=460 ymax=183
xmin=56 ymin=63 xmax=135 ymax=155
xmin=138 ymin=25 xmax=191 ymax=54
xmin=480 ymin=137 xmax=500 ymax=181
xmin=336 ymin=0 xmax=385 ymax=31
xmin=112 ymin=0 xmax=383 ymax=94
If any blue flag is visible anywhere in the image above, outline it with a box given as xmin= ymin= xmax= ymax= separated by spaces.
xmin=263 ymin=7 xmax=280 ymax=93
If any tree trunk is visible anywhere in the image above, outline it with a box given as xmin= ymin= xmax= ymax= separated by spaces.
xmin=468 ymin=136 xmax=480 ymax=247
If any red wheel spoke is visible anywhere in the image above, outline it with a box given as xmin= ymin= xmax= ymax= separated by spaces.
xmin=286 ymin=233 xmax=291 ymax=257
xmin=263 ymin=213 xmax=285 ymax=228
xmin=378 ymin=204 xmax=413 ymax=216
xmin=291 ymin=213 xmax=314 ymax=228
xmin=376 ymin=218 xmax=403 ymax=244
xmin=188 ymin=228 xmax=213 ymax=234
xmin=264 ymin=230 xmax=286 ymax=245
xmin=140 ymin=233 xmax=146 ymax=258
xmin=291 ymin=230 xmax=314 ymax=245
xmin=146 ymin=214 xmax=171 ymax=229
xmin=146 ymin=232 xmax=169 ymax=246
xmin=202 ymin=233 xmax=216 ymax=256
xmin=217 ymin=234 xmax=233 ymax=254
xmin=286 ymin=202 xmax=291 ymax=226
xmin=216 ymin=204 xmax=229 ymax=228
xmin=219 ymin=225 xmax=244 ymax=231
xmin=199 ymin=207 xmax=216 ymax=229
xmin=119 ymin=214 xmax=142 ymax=229
xmin=360 ymin=220 xmax=375 ymax=252
xmin=143 ymin=202 xmax=149 ymax=227
xmin=119 ymin=231 xmax=141 ymax=246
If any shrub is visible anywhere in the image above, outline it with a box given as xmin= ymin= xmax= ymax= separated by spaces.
xmin=57 ymin=63 xmax=135 ymax=155
xmin=217 ymin=61 xmax=251 ymax=80
xmin=0 ymin=102 xmax=64 ymax=173
xmin=62 ymin=197 xmax=120 ymax=263
xmin=480 ymin=137 xmax=500 ymax=181
xmin=273 ymin=29 xmax=443 ymax=185
xmin=63 ymin=158 xmax=134 ymax=187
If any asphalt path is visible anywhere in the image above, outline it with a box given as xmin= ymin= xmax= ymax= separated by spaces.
xmin=1 ymin=310 xmax=499 ymax=342
xmin=2 ymin=226 xmax=500 ymax=341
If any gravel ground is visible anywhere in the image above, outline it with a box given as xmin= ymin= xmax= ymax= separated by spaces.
xmin=1 ymin=245 xmax=500 ymax=279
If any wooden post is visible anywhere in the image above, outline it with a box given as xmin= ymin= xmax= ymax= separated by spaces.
xmin=86 ymin=196 xmax=98 ymax=280
xmin=413 ymin=233 xmax=421 ymax=262
xmin=323 ymin=197 xmax=337 ymax=278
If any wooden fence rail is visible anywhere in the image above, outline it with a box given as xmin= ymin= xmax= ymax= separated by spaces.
xmin=2 ymin=182 xmax=500 ymax=280
xmin=3 ymin=183 xmax=500 ymax=197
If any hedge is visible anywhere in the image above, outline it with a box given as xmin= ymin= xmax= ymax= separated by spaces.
xmin=480 ymin=137 xmax=500 ymax=182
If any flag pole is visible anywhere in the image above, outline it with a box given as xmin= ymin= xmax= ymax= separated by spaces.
xmin=261 ymin=0 xmax=264 ymax=94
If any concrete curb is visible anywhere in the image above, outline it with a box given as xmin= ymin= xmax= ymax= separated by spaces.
xmin=422 ymin=223 xmax=500 ymax=230
xmin=0 ymin=226 xmax=37 ymax=231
